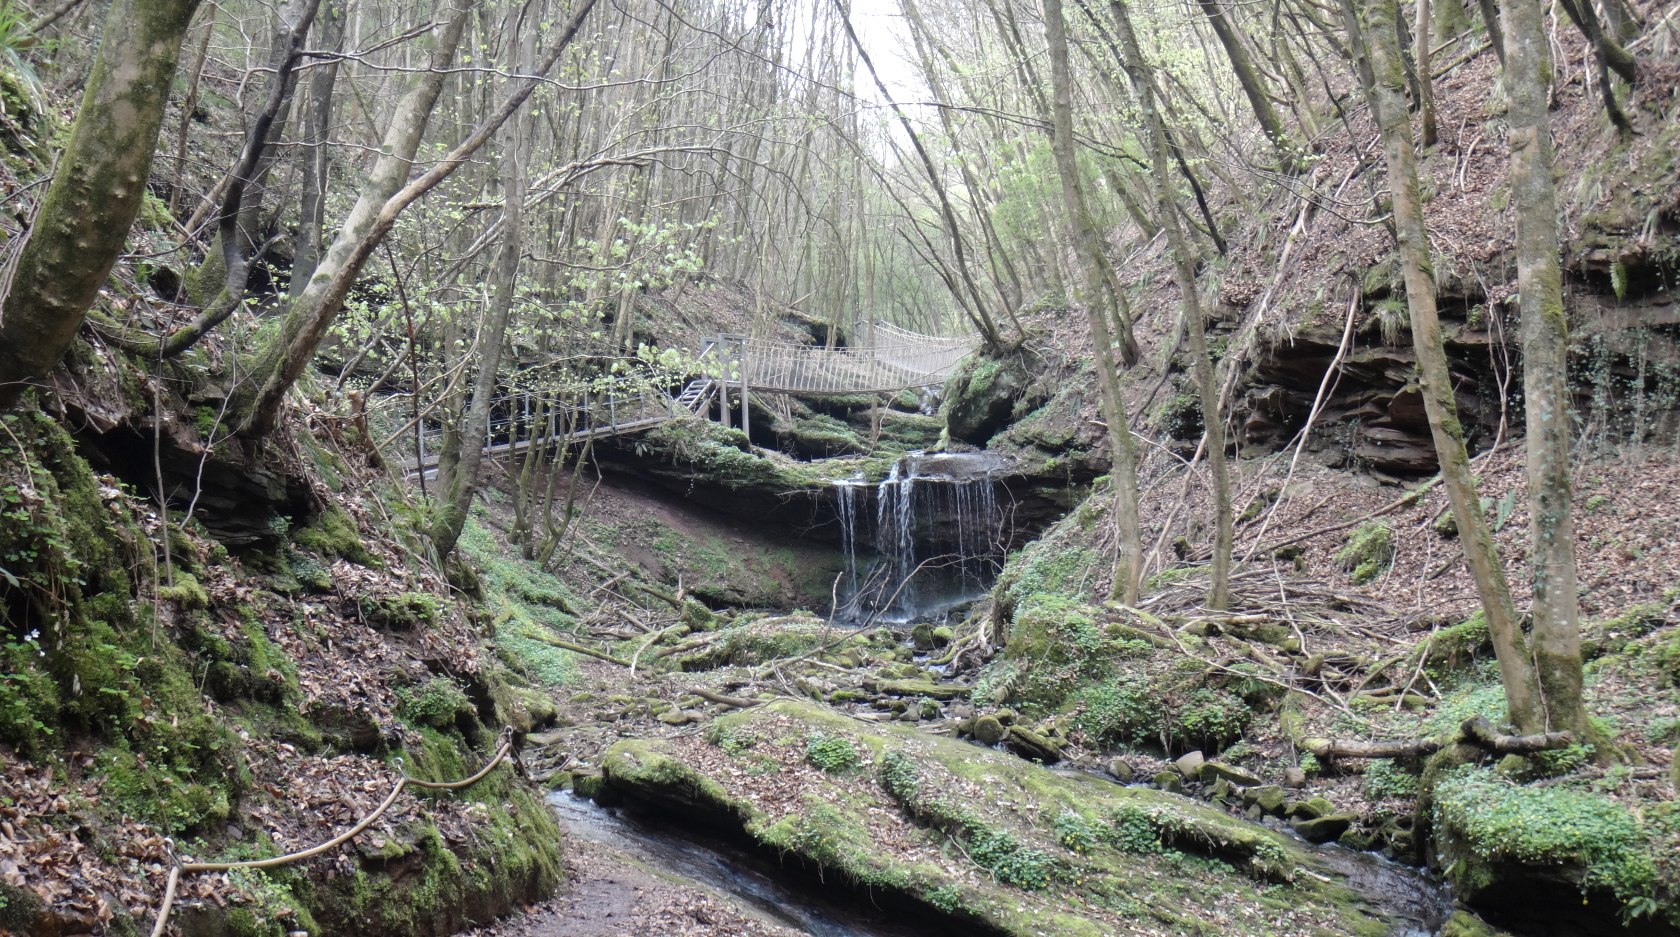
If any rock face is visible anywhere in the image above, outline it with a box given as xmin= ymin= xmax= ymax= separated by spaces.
xmin=594 ymin=700 xmax=1433 ymax=937
xmin=944 ymin=355 xmax=1041 ymax=444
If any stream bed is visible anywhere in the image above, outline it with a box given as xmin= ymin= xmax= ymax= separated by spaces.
xmin=547 ymin=790 xmax=934 ymax=937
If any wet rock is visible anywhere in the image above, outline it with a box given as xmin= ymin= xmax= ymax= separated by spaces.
xmin=1004 ymin=725 xmax=1064 ymax=764
xmin=911 ymin=622 xmax=937 ymax=650
xmin=1174 ymin=750 xmax=1206 ymax=780
xmin=862 ymin=677 xmax=967 ymax=700
xmin=1154 ymin=770 xmax=1185 ymax=793
xmin=1292 ymin=813 xmax=1357 ymax=843
xmin=1288 ymin=796 xmax=1336 ymax=820
xmin=973 ymin=714 xmax=1008 ymax=744
xmin=1198 ymin=761 xmax=1262 ymax=787
xmin=1107 ymin=758 xmax=1135 ymax=783
xmin=1246 ymin=785 xmax=1286 ymax=817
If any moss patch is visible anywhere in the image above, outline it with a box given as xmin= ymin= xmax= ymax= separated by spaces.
xmin=600 ymin=700 xmax=1410 ymax=937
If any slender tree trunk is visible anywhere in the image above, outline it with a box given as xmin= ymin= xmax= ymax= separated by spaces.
xmin=1554 ymin=0 xmax=1635 ymax=133
xmin=0 ymin=0 xmax=203 ymax=407
xmin=1415 ymin=0 xmax=1438 ymax=146
xmin=1041 ymin=0 xmax=1143 ymax=603
xmin=1498 ymin=0 xmax=1599 ymax=746
xmin=1353 ymin=0 xmax=1543 ymax=732
xmin=1109 ymin=0 xmax=1233 ymax=608
xmin=169 ymin=4 xmax=216 ymax=217
xmin=432 ymin=14 xmax=539 ymax=560
xmin=1476 ymin=0 xmax=1506 ymax=64
xmin=1196 ymin=0 xmax=1301 ymax=170
xmin=291 ymin=0 xmax=348 ymax=296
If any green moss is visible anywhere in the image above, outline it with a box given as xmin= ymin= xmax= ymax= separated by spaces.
xmin=358 ymin=591 xmax=444 ymax=630
xmin=1419 ymin=610 xmax=1491 ymax=671
xmin=397 ymin=677 xmax=474 ymax=731
xmin=601 ymin=701 xmax=1399 ymax=936
xmin=1336 ymin=521 xmax=1395 ymax=584
xmin=0 ymin=634 xmax=56 ymax=756
xmin=1434 ymin=766 xmax=1669 ymax=921
xmin=293 ymin=504 xmax=375 ymax=566
xmin=157 ymin=571 xmax=210 ymax=609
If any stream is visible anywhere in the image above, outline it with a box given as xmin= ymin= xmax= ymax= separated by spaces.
xmin=547 ymin=778 xmax=1454 ymax=937
xmin=547 ymin=790 xmax=932 ymax=937
xmin=542 ymin=449 xmax=1456 ymax=936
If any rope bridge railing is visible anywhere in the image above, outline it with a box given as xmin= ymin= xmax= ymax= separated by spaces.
xmin=709 ymin=321 xmax=976 ymax=395
xmin=397 ymin=321 xmax=975 ymax=476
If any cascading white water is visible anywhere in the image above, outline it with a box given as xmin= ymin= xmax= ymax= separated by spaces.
xmin=832 ymin=452 xmax=1002 ymax=622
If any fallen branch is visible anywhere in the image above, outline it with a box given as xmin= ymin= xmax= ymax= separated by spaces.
xmin=531 ymin=631 xmax=631 ymax=667
xmin=691 ymin=687 xmax=766 ymax=708
xmin=1302 ymin=716 xmax=1572 ymax=760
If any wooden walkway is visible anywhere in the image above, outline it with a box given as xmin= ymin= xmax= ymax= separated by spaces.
xmin=404 ymin=322 xmax=977 ymax=477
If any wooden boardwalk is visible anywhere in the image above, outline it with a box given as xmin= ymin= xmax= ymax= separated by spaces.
xmin=404 ymin=322 xmax=976 ymax=478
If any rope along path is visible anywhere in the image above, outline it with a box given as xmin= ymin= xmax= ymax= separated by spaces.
xmin=148 ymin=735 xmax=515 ymax=937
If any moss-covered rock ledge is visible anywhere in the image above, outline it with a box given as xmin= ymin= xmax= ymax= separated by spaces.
xmin=595 ymin=699 xmax=1431 ymax=936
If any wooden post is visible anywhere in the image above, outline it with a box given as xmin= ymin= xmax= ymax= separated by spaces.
xmin=740 ymin=340 xmax=751 ymax=441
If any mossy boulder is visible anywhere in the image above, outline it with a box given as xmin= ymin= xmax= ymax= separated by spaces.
xmin=944 ymin=355 xmax=1040 ymax=444
xmin=1432 ymin=766 xmax=1678 ymax=930
xmin=598 ymin=699 xmax=1430 ymax=936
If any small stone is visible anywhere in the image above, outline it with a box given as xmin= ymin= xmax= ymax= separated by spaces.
xmin=1152 ymin=770 xmax=1184 ymax=793
xmin=1197 ymin=761 xmax=1262 ymax=787
xmin=657 ymin=709 xmax=695 ymax=726
xmin=1173 ymin=750 xmax=1206 ymax=780
xmin=1292 ymin=812 xmax=1357 ymax=843
xmin=973 ymin=714 xmax=1008 ymax=744
xmin=1210 ymin=777 xmax=1233 ymax=802
xmin=1107 ymin=758 xmax=1135 ymax=783
xmin=1282 ymin=767 xmax=1308 ymax=788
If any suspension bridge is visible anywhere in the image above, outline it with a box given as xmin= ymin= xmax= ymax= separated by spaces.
xmin=404 ymin=322 xmax=978 ymax=477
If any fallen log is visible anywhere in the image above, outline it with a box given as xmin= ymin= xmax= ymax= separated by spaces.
xmin=1302 ymin=716 xmax=1572 ymax=760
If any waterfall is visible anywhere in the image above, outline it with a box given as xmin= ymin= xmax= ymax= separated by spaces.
xmin=832 ymin=452 xmax=1002 ymax=622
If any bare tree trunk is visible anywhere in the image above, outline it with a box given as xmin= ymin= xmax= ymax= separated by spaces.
xmin=291 ymin=0 xmax=348 ymax=295
xmin=1498 ymin=0 xmax=1600 ymax=747
xmin=1554 ymin=0 xmax=1635 ymax=133
xmin=1109 ymin=0 xmax=1233 ymax=608
xmin=1042 ymin=0 xmax=1144 ymax=602
xmin=238 ymin=0 xmax=601 ymax=437
xmin=107 ymin=0 xmax=322 ymax=359
xmin=1196 ymin=0 xmax=1301 ymax=170
xmin=432 ymin=11 xmax=539 ymax=560
xmin=0 ymin=0 xmax=203 ymax=407
xmin=1415 ymin=0 xmax=1438 ymax=146
xmin=1353 ymin=0 xmax=1543 ymax=732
